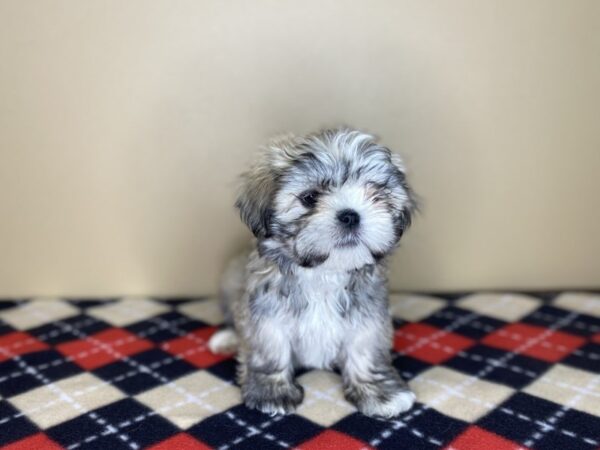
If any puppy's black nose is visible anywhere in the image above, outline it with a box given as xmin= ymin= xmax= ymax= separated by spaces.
xmin=337 ymin=209 xmax=360 ymax=229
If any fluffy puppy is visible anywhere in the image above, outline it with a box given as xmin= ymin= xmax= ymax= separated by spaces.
xmin=209 ymin=128 xmax=418 ymax=418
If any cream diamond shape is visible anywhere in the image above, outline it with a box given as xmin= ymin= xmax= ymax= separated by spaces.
xmin=8 ymin=373 xmax=124 ymax=428
xmin=178 ymin=299 xmax=224 ymax=325
xmin=524 ymin=364 xmax=600 ymax=416
xmin=410 ymin=366 xmax=515 ymax=422
xmin=457 ymin=293 xmax=541 ymax=322
xmin=135 ymin=371 xmax=239 ymax=429
xmin=1 ymin=299 xmax=79 ymax=330
xmin=389 ymin=294 xmax=447 ymax=322
xmin=87 ymin=297 xmax=169 ymax=326
xmin=296 ymin=370 xmax=355 ymax=426
xmin=553 ymin=292 xmax=600 ymax=318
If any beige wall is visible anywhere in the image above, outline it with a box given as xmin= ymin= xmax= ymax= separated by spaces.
xmin=1 ymin=1 xmax=599 ymax=297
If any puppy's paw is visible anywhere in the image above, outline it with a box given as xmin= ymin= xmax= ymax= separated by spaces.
xmin=243 ymin=381 xmax=304 ymax=416
xmin=358 ymin=389 xmax=416 ymax=419
xmin=208 ymin=328 xmax=239 ymax=354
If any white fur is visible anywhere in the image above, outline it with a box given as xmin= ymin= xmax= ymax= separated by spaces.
xmin=208 ymin=328 xmax=239 ymax=354
xmin=290 ymin=268 xmax=350 ymax=368
xmin=359 ymin=390 xmax=416 ymax=418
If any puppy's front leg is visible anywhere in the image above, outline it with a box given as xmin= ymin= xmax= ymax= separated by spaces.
xmin=239 ymin=322 xmax=303 ymax=415
xmin=340 ymin=326 xmax=415 ymax=418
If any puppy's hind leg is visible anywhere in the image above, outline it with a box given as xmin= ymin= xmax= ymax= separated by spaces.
xmin=208 ymin=253 xmax=247 ymax=354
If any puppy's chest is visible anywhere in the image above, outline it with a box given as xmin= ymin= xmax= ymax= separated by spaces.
xmin=288 ymin=270 xmax=352 ymax=369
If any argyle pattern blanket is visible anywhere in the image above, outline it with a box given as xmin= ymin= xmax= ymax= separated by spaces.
xmin=0 ymin=293 xmax=598 ymax=450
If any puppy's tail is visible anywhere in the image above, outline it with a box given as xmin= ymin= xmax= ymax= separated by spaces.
xmin=208 ymin=328 xmax=239 ymax=354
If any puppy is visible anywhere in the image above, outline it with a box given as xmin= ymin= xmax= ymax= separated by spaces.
xmin=209 ymin=128 xmax=418 ymax=418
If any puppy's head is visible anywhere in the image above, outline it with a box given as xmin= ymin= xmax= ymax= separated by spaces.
xmin=236 ymin=128 xmax=417 ymax=271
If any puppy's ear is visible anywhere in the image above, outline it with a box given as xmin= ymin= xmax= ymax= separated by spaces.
xmin=235 ymin=165 xmax=277 ymax=239
xmin=389 ymin=151 xmax=420 ymax=235
xmin=235 ymin=136 xmax=295 ymax=239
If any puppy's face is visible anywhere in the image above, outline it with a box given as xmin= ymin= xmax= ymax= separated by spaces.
xmin=236 ymin=129 xmax=417 ymax=271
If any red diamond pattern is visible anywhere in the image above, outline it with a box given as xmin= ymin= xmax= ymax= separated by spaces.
xmin=56 ymin=328 xmax=154 ymax=369
xmin=298 ymin=430 xmax=373 ymax=450
xmin=147 ymin=433 xmax=212 ymax=450
xmin=482 ymin=323 xmax=585 ymax=362
xmin=446 ymin=426 xmax=528 ymax=450
xmin=394 ymin=323 xmax=475 ymax=364
xmin=2 ymin=433 xmax=63 ymax=450
xmin=0 ymin=332 xmax=49 ymax=362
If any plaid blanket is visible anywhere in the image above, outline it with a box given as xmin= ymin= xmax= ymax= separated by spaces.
xmin=0 ymin=293 xmax=598 ymax=450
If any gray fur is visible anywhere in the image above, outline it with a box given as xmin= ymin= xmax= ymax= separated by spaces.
xmin=210 ymin=128 xmax=417 ymax=418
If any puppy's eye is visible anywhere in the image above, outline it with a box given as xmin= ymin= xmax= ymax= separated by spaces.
xmin=299 ymin=190 xmax=319 ymax=208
